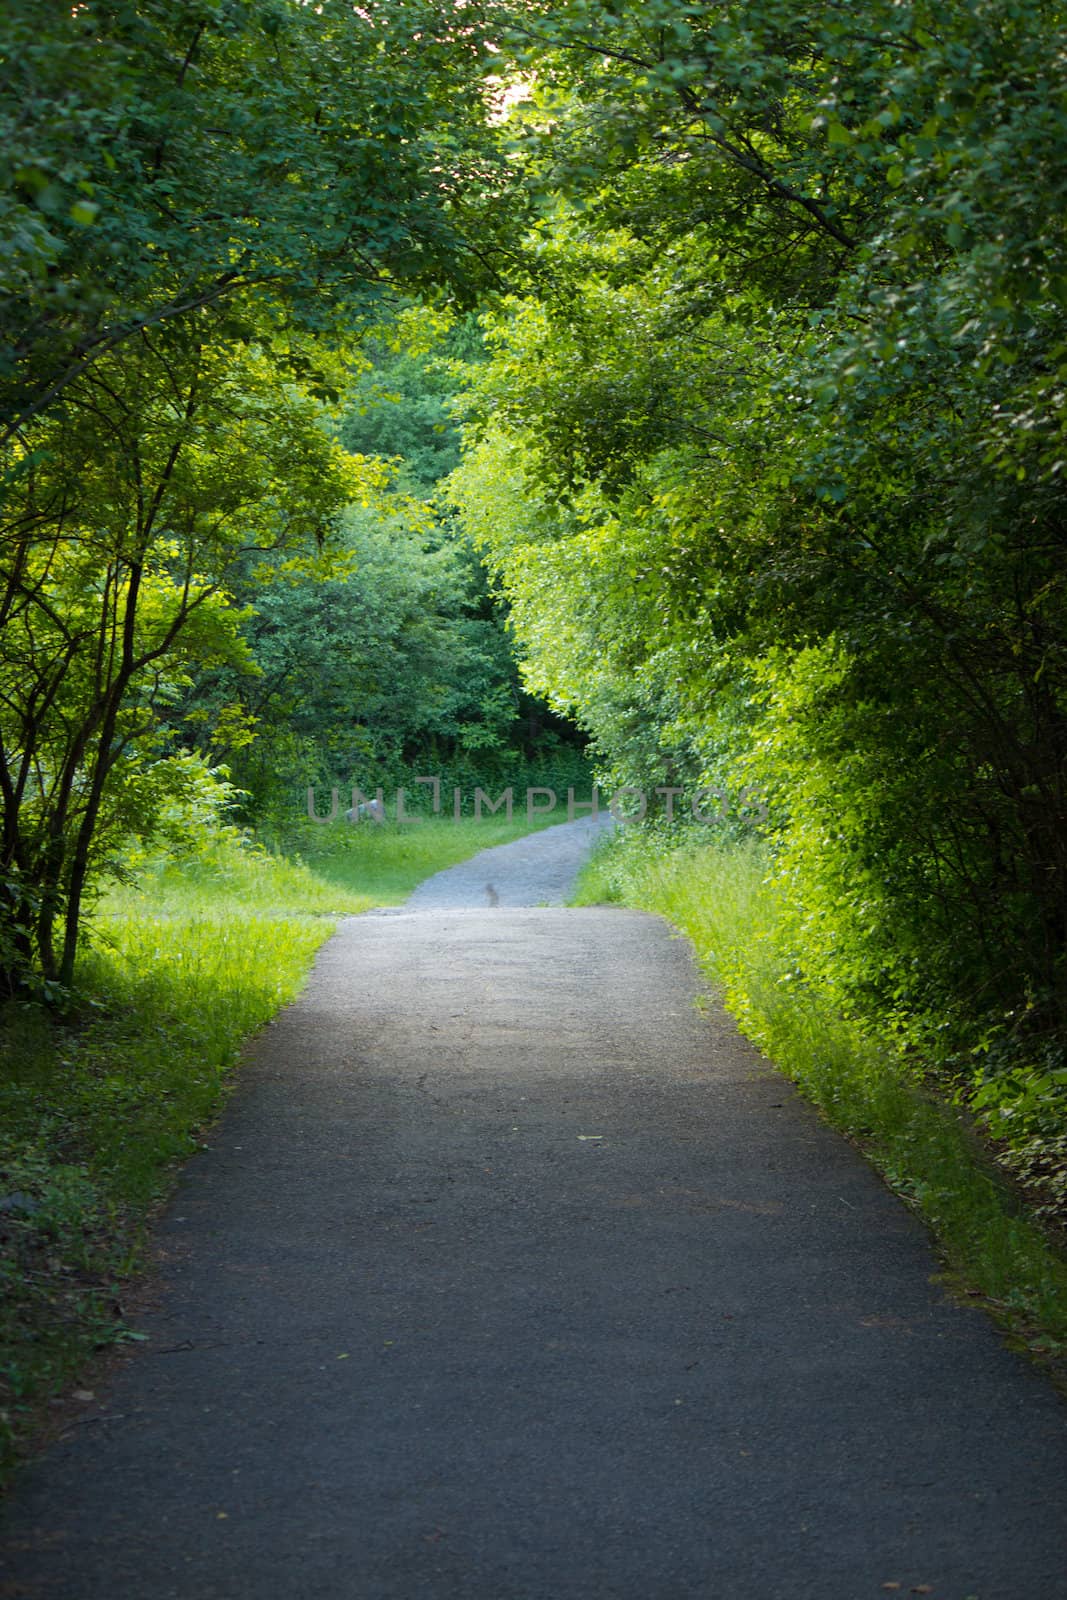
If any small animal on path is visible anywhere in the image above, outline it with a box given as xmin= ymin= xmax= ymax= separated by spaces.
xmin=345 ymin=797 xmax=385 ymax=823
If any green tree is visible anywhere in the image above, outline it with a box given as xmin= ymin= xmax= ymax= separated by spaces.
xmin=0 ymin=323 xmax=367 ymax=990
xmin=0 ymin=0 xmax=517 ymax=986
xmin=181 ymin=320 xmax=584 ymax=816
xmin=1 ymin=0 xmax=513 ymax=438
xmin=450 ymin=0 xmax=1067 ymax=1101
xmin=183 ymin=502 xmax=526 ymax=809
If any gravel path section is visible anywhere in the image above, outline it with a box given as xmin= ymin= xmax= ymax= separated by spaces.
xmin=2 ymin=832 xmax=1066 ymax=1597
xmin=402 ymin=813 xmax=613 ymax=909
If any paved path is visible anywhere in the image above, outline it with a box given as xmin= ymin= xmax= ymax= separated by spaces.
xmin=2 ymin=830 xmax=1067 ymax=1598
xmin=403 ymin=813 xmax=612 ymax=909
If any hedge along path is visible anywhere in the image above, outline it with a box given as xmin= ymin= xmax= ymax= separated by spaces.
xmin=2 ymin=821 xmax=1066 ymax=1599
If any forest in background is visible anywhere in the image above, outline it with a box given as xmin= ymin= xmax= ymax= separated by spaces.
xmin=0 ymin=0 xmax=589 ymax=994
xmin=175 ymin=313 xmax=588 ymax=825
xmin=3 ymin=0 xmax=1067 ymax=1466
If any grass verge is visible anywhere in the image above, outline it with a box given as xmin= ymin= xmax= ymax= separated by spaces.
xmin=573 ymin=828 xmax=1067 ymax=1366
xmin=0 ymin=812 xmax=547 ymax=1486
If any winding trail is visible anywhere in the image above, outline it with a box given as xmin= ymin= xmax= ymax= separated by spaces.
xmin=403 ymin=812 xmax=612 ymax=910
xmin=2 ymin=820 xmax=1066 ymax=1598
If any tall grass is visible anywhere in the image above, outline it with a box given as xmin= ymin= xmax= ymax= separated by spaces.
xmin=574 ymin=828 xmax=1067 ymax=1358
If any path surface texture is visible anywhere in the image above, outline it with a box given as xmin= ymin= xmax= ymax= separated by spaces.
xmin=3 ymin=822 xmax=1067 ymax=1599
xmin=404 ymin=812 xmax=613 ymax=909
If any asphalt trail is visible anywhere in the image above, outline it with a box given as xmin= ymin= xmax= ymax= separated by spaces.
xmin=403 ymin=812 xmax=613 ymax=909
xmin=2 ymin=829 xmax=1066 ymax=1598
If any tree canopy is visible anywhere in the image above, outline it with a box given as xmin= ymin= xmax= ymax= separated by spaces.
xmin=447 ymin=0 xmax=1067 ymax=1103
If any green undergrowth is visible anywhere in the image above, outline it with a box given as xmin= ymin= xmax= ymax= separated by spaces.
xmin=0 ymin=812 xmax=546 ymax=1486
xmin=573 ymin=828 xmax=1067 ymax=1365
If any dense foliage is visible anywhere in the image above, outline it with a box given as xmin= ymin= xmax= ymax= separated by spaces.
xmin=447 ymin=0 xmax=1067 ymax=1171
xmin=0 ymin=0 xmax=523 ymax=988
xmin=173 ymin=322 xmax=587 ymax=820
